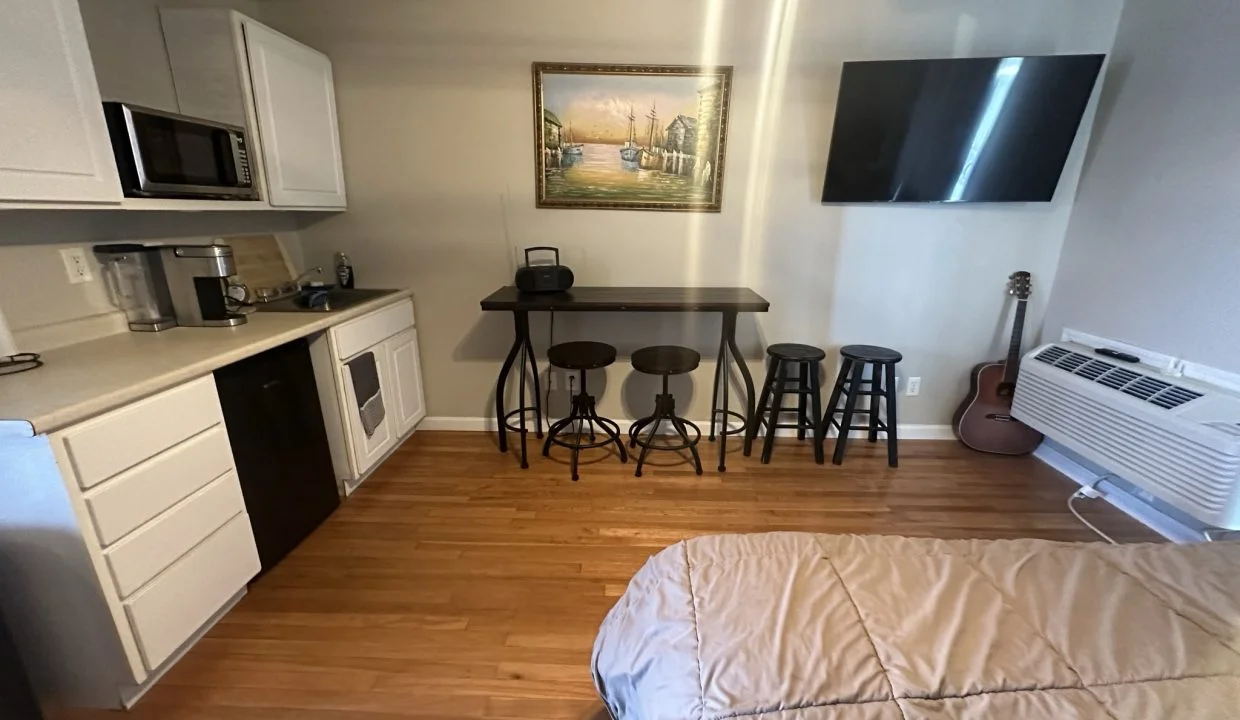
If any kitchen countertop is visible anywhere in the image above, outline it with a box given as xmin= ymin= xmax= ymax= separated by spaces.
xmin=0 ymin=289 xmax=414 ymax=437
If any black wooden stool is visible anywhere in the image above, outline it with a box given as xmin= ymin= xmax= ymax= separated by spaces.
xmin=746 ymin=344 xmax=826 ymax=464
xmin=628 ymin=346 xmax=703 ymax=477
xmin=821 ymin=345 xmax=902 ymax=467
xmin=542 ymin=341 xmax=627 ymax=480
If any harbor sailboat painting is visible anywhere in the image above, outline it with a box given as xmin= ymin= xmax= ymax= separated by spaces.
xmin=534 ymin=63 xmax=733 ymax=212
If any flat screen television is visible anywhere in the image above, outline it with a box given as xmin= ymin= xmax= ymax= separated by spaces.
xmin=822 ymin=54 xmax=1106 ymax=203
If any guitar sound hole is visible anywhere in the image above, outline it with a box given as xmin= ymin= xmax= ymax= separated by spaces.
xmin=996 ymin=383 xmax=1016 ymax=399
xmin=986 ymin=414 xmax=1015 ymax=423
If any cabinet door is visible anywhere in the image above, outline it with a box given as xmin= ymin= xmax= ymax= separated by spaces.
xmin=242 ymin=20 xmax=346 ymax=208
xmin=341 ymin=347 xmax=395 ymax=476
xmin=0 ymin=0 xmax=122 ymax=203
xmin=386 ymin=328 xmax=426 ymax=437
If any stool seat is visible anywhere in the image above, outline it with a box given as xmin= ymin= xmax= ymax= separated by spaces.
xmin=767 ymin=343 xmax=827 ymax=362
xmin=548 ymin=341 xmax=616 ymax=370
xmin=840 ymin=344 xmax=902 ymax=363
xmin=632 ymin=345 xmax=701 ymax=376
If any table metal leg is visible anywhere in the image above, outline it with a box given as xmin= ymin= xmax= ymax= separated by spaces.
xmin=496 ymin=310 xmax=539 ymax=468
xmin=495 ymin=311 xmax=523 ymax=454
xmin=724 ymin=312 xmax=757 ymax=456
xmin=708 ymin=338 xmax=725 ymax=442
xmin=519 ymin=312 xmax=543 ymax=440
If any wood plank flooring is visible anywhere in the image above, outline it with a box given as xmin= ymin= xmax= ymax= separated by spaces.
xmin=56 ymin=431 xmax=1157 ymax=720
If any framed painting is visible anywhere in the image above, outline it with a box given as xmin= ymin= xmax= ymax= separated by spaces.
xmin=533 ymin=62 xmax=733 ymax=212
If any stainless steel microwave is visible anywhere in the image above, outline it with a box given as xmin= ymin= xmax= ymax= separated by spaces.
xmin=102 ymin=102 xmax=258 ymax=200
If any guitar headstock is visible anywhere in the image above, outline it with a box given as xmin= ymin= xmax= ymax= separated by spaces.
xmin=1007 ymin=271 xmax=1033 ymax=300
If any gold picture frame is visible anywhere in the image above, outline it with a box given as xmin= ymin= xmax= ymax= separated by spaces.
xmin=533 ymin=62 xmax=733 ymax=213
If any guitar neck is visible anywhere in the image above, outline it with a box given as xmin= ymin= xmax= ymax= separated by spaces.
xmin=1003 ymin=299 xmax=1029 ymax=384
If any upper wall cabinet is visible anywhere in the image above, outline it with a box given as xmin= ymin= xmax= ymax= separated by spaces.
xmin=243 ymin=22 xmax=348 ymax=208
xmin=161 ymin=10 xmax=347 ymax=210
xmin=0 ymin=0 xmax=122 ymax=204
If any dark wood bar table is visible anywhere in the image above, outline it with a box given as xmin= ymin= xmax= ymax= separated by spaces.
xmin=480 ymin=286 xmax=770 ymax=472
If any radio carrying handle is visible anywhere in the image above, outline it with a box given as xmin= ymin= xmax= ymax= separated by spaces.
xmin=524 ymin=246 xmax=560 ymax=267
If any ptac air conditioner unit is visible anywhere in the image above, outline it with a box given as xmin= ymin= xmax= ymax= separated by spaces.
xmin=1013 ymin=342 xmax=1240 ymax=530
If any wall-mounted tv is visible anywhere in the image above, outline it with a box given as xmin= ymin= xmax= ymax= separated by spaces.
xmin=822 ymin=54 xmax=1105 ymax=204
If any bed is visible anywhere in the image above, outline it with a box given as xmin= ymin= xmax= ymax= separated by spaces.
xmin=591 ymin=532 xmax=1240 ymax=719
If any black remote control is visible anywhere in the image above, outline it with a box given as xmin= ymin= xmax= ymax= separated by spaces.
xmin=1095 ymin=348 xmax=1140 ymax=363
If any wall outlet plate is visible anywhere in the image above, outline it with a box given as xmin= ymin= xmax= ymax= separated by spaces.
xmin=906 ymin=377 xmax=922 ymax=397
xmin=60 ymin=248 xmax=93 ymax=284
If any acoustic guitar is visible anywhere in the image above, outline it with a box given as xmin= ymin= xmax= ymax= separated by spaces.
xmin=952 ymin=271 xmax=1044 ymax=455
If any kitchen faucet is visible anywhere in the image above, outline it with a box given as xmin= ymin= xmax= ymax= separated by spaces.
xmin=291 ymin=266 xmax=324 ymax=288
xmin=256 ymin=266 xmax=325 ymax=302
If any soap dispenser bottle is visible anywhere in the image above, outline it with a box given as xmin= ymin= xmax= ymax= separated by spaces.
xmin=334 ymin=252 xmax=354 ymax=289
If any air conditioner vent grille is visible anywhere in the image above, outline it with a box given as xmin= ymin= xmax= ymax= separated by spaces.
xmin=1034 ymin=346 xmax=1071 ymax=365
xmin=1123 ymin=376 xmax=1172 ymax=400
xmin=1151 ymin=386 xmax=1203 ymax=410
xmin=1075 ymin=360 xmax=1115 ymax=381
xmin=1030 ymin=345 xmax=1202 ymax=411
xmin=1098 ymin=367 xmax=1141 ymax=390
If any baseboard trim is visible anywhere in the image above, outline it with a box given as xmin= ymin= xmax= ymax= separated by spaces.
xmin=419 ymin=416 xmax=953 ymax=440
xmin=1033 ymin=443 xmax=1203 ymax=543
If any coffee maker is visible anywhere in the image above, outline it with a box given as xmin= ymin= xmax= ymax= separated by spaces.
xmin=159 ymin=245 xmax=247 ymax=327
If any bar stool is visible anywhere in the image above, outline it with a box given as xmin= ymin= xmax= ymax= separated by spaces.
xmin=628 ymin=346 xmax=703 ymax=477
xmin=821 ymin=345 xmax=902 ymax=468
xmin=542 ymin=341 xmax=628 ymax=480
xmin=746 ymin=344 xmax=826 ymax=464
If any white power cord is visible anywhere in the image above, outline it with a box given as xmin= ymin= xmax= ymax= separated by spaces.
xmin=1068 ymin=476 xmax=1117 ymax=544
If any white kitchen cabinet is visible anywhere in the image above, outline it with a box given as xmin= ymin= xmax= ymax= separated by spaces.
xmin=388 ymin=328 xmax=427 ymax=436
xmin=0 ymin=376 xmax=259 ymax=709
xmin=161 ymin=9 xmax=347 ymax=210
xmin=0 ymin=0 xmax=122 ymax=204
xmin=242 ymin=21 xmax=347 ymax=208
xmin=310 ymin=298 xmax=426 ymax=494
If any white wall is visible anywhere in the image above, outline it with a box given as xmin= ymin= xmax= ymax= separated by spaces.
xmin=262 ymin=0 xmax=1124 ymax=425
xmin=1044 ymin=0 xmax=1240 ymax=373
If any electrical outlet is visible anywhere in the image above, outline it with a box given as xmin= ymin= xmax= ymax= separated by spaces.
xmin=549 ymin=371 xmax=558 ymax=391
xmin=906 ymin=376 xmax=922 ymax=397
xmin=60 ymin=248 xmax=93 ymax=284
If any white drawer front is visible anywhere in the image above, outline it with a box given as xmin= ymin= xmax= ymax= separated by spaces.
xmin=61 ymin=376 xmax=224 ymax=489
xmin=104 ymin=471 xmax=246 ymax=598
xmin=124 ymin=513 xmax=259 ymax=671
xmin=86 ymin=425 xmax=235 ymax=546
xmin=333 ymin=299 xmax=414 ymax=360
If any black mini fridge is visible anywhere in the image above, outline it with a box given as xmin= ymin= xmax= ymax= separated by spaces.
xmin=214 ymin=338 xmax=341 ymax=572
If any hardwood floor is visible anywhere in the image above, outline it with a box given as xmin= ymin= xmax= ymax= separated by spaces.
xmin=58 ymin=431 xmax=1157 ymax=720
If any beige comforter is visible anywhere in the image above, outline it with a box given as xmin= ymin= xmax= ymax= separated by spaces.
xmin=592 ymin=533 xmax=1240 ymax=719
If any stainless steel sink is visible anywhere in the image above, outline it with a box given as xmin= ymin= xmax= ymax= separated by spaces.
xmin=254 ymin=288 xmax=400 ymax=313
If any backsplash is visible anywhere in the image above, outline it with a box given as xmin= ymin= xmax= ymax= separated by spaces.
xmin=0 ymin=211 xmax=301 ymax=352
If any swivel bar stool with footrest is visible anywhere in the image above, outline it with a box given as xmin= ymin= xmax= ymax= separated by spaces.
xmin=628 ymin=345 xmax=704 ymax=477
xmin=542 ymin=341 xmax=628 ymax=481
